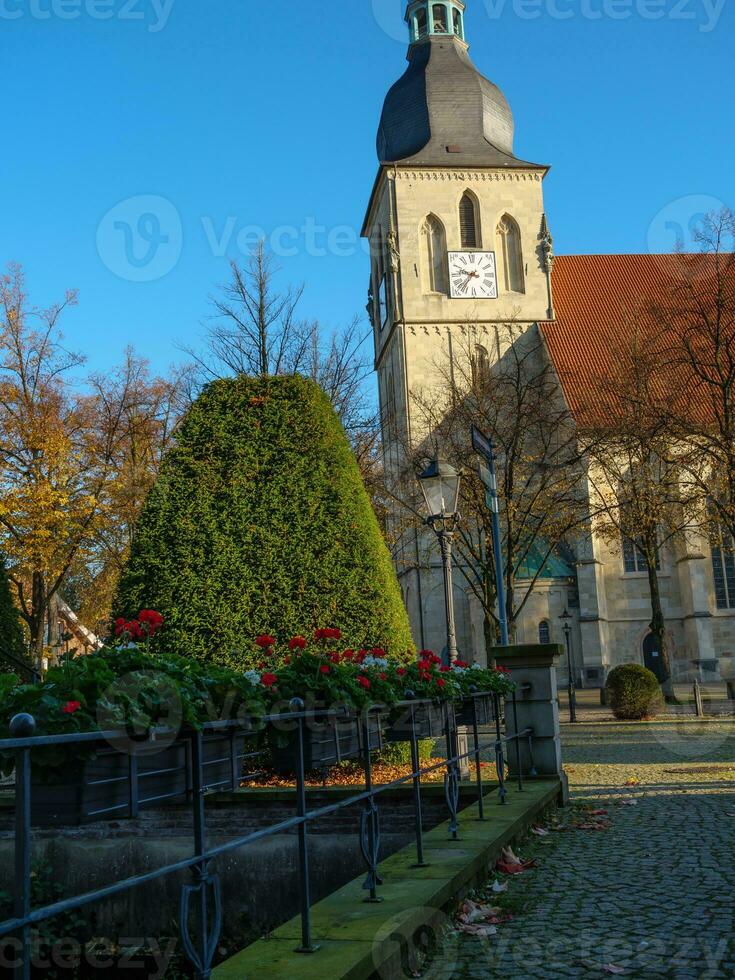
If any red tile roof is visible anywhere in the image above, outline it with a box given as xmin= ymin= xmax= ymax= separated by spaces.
xmin=540 ymin=253 xmax=729 ymax=426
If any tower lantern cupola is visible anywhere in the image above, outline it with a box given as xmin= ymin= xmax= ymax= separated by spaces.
xmin=407 ymin=0 xmax=465 ymax=43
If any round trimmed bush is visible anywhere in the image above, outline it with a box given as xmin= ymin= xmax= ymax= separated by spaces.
xmin=114 ymin=376 xmax=414 ymax=668
xmin=605 ymin=663 xmax=664 ymax=720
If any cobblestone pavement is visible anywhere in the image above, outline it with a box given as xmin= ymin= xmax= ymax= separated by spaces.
xmin=435 ymin=717 xmax=735 ymax=979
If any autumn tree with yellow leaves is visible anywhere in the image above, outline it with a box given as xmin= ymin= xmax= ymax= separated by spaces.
xmin=0 ymin=264 xmax=189 ymax=663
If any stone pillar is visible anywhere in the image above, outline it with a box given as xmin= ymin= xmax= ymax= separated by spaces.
xmin=491 ymin=644 xmax=565 ymax=787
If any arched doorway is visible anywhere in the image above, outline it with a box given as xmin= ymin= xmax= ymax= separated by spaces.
xmin=642 ymin=632 xmax=666 ymax=683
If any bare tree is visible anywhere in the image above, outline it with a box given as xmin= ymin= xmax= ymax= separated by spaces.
xmin=580 ymin=324 xmax=698 ymax=696
xmin=651 ymin=209 xmax=735 ymax=542
xmin=184 ymin=242 xmax=378 ymax=445
xmin=393 ymin=324 xmax=589 ymax=652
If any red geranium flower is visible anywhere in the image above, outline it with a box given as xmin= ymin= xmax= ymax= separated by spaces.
xmin=397 ymin=668 xmax=407 ymax=677
xmin=380 ymin=672 xmax=387 ymax=681
xmin=319 ymin=664 xmax=331 ymax=675
xmin=436 ymin=678 xmax=446 ymax=689
xmin=283 ymin=655 xmax=291 ymax=665
xmin=125 ymin=620 xmax=142 ymax=640
xmin=357 ymin=675 xmax=371 ymax=689
xmin=455 ymin=660 xmax=469 ymax=668
xmin=440 ymin=665 xmax=450 ymax=673
xmin=260 ymin=673 xmax=278 ymax=687
xmin=314 ymin=627 xmax=342 ymax=641
xmin=62 ymin=701 xmax=81 ymax=715
xmin=371 ymin=648 xmax=387 ymax=658
xmin=496 ymin=666 xmax=512 ymax=675
xmin=419 ymin=650 xmax=434 ymax=658
xmin=256 ymin=635 xmax=277 ymax=649
xmin=341 ymin=649 xmax=354 ymax=661
xmin=289 ymin=636 xmax=307 ymax=650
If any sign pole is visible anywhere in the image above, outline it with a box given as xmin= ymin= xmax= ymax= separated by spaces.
xmin=472 ymin=427 xmax=510 ymax=648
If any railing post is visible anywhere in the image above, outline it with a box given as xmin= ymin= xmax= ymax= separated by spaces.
xmin=128 ymin=751 xmax=139 ymax=819
xmin=359 ymin=709 xmax=383 ymax=903
xmin=10 ymin=714 xmax=35 ymax=980
xmin=443 ymin=703 xmax=460 ymax=840
xmin=292 ymin=700 xmax=319 ymax=953
xmin=493 ymin=694 xmax=507 ymax=805
xmin=180 ymin=731 xmax=222 ymax=980
xmin=512 ymin=691 xmax=524 ymax=792
xmin=408 ymin=700 xmax=428 ymax=868
xmin=471 ymin=694 xmax=485 ymax=820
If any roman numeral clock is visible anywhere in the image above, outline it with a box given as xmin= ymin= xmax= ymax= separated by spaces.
xmin=448 ymin=251 xmax=498 ymax=299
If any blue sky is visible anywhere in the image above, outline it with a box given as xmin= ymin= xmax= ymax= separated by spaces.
xmin=1 ymin=0 xmax=732 ymax=377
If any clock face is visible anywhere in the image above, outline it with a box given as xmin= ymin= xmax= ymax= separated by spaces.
xmin=448 ymin=251 xmax=498 ymax=300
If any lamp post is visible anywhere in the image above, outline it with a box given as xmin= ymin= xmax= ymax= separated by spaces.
xmin=559 ymin=608 xmax=577 ymax=723
xmin=418 ymin=459 xmax=461 ymax=665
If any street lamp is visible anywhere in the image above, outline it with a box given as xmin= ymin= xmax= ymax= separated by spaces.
xmin=559 ymin=608 xmax=577 ymax=723
xmin=418 ymin=459 xmax=461 ymax=665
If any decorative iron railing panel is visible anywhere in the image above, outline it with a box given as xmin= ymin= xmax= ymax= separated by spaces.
xmin=0 ymin=693 xmax=534 ymax=980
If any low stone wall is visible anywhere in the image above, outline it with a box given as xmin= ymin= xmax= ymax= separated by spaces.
xmin=0 ymin=785 xmax=482 ymax=943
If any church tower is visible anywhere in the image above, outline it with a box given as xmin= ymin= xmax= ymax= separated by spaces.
xmin=362 ymin=0 xmax=555 ymax=655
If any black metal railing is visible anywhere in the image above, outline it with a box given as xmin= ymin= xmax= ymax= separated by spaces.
xmin=0 ymin=691 xmax=535 ymax=979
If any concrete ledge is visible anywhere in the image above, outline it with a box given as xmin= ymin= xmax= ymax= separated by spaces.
xmin=213 ymin=778 xmax=561 ymax=980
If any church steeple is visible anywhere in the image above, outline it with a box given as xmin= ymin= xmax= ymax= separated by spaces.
xmin=406 ymin=1 xmax=466 ymax=44
xmin=377 ymin=0 xmax=544 ymax=168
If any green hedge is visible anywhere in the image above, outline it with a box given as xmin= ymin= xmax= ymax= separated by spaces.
xmin=115 ymin=376 xmax=414 ymax=668
xmin=0 ymin=557 xmax=27 ymax=674
xmin=605 ymin=663 xmax=664 ymax=721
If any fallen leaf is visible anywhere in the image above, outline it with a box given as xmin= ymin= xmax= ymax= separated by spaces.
xmin=590 ymin=809 xmax=609 ymax=816
xmin=625 ymin=778 xmax=640 ymax=786
xmin=500 ymin=846 xmax=523 ymax=865
xmin=531 ymin=826 xmax=549 ymax=836
xmin=603 ymin=965 xmax=627 ymax=975
xmin=491 ymin=880 xmax=508 ymax=894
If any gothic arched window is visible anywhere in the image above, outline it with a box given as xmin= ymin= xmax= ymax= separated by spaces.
xmin=538 ymin=620 xmax=551 ymax=645
xmin=472 ymin=344 xmax=489 ymax=386
xmin=432 ymin=4 xmax=448 ymax=33
xmin=497 ymin=215 xmax=525 ymax=294
xmin=415 ymin=6 xmax=428 ymax=38
xmin=420 ymin=214 xmax=448 ymax=294
xmin=459 ymin=191 xmax=481 ymax=249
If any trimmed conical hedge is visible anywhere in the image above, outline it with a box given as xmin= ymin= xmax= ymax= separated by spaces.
xmin=115 ymin=376 xmax=414 ymax=667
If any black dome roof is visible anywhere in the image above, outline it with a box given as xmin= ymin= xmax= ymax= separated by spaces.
xmin=377 ymin=36 xmax=538 ymax=169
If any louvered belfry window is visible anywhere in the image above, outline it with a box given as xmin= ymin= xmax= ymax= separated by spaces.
xmin=459 ymin=193 xmax=479 ymax=249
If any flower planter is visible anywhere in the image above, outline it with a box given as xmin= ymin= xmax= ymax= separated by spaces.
xmin=384 ymin=701 xmax=449 ymax=743
xmin=269 ymin=712 xmax=383 ymax=773
xmin=30 ymin=730 xmax=247 ymax=827
xmin=455 ymin=693 xmax=496 ymax=727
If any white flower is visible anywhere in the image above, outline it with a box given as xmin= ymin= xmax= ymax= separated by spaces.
xmin=362 ymin=655 xmax=389 ymax=670
xmin=451 ymin=663 xmax=469 ymax=673
xmin=469 ymin=663 xmax=485 ymax=672
xmin=244 ymin=670 xmax=261 ymax=685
